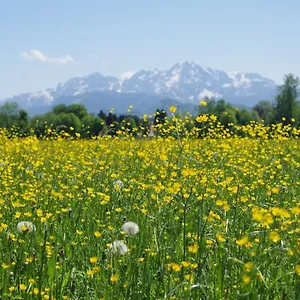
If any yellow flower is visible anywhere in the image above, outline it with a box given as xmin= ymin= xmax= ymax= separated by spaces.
xmin=242 ymin=274 xmax=251 ymax=285
xmin=19 ymin=284 xmax=27 ymax=291
xmin=110 ymin=274 xmax=119 ymax=282
xmin=181 ymin=261 xmax=191 ymax=268
xmin=244 ymin=262 xmax=254 ymax=272
xmin=269 ymin=231 xmax=280 ymax=242
xmin=90 ymin=256 xmax=98 ymax=263
xmin=171 ymin=263 xmax=181 ymax=272
xmin=94 ymin=231 xmax=102 ymax=238
xmin=200 ymin=100 xmax=208 ymax=106
xmin=2 ymin=263 xmax=10 ymax=269
xmin=169 ymin=105 xmax=177 ymax=113
xmin=271 ymin=187 xmax=280 ymax=194
xmin=87 ymin=270 xmax=94 ymax=277
xmin=188 ymin=244 xmax=199 ymax=253
xmin=236 ymin=236 xmax=249 ymax=246
xmin=216 ymin=232 xmax=226 ymax=243
xmin=295 ymin=265 xmax=300 ymax=276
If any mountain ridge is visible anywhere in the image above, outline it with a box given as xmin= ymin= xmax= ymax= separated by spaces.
xmin=1 ymin=61 xmax=278 ymax=115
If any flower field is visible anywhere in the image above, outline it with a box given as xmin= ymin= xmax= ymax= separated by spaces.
xmin=0 ymin=124 xmax=299 ymax=299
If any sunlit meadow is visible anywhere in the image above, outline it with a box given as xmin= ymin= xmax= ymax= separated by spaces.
xmin=0 ymin=114 xmax=300 ymax=299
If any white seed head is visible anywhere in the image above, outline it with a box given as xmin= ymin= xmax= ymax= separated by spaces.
xmin=121 ymin=221 xmax=139 ymax=236
xmin=17 ymin=221 xmax=36 ymax=233
xmin=110 ymin=240 xmax=128 ymax=255
xmin=113 ymin=180 xmax=124 ymax=189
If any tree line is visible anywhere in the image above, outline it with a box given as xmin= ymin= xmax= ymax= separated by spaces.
xmin=0 ymin=73 xmax=299 ymax=137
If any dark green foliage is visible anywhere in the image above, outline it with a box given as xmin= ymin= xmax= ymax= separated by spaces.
xmin=81 ymin=115 xmax=105 ymax=137
xmin=275 ymin=74 xmax=299 ymax=123
xmin=154 ymin=109 xmax=167 ymax=125
xmin=253 ymin=100 xmax=275 ymax=125
xmin=66 ymin=104 xmax=88 ymax=119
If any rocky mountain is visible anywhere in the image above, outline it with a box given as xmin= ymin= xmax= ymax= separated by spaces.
xmin=1 ymin=61 xmax=278 ymax=115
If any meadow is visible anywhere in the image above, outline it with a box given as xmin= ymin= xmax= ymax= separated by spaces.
xmin=0 ymin=120 xmax=299 ymax=299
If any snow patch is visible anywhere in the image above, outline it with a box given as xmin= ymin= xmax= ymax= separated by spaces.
xmin=227 ymin=72 xmax=251 ymax=88
xmin=199 ymin=89 xmax=222 ymax=99
xmin=28 ymin=91 xmax=53 ymax=105
xmin=165 ymin=73 xmax=180 ymax=88
xmin=120 ymin=71 xmax=136 ymax=81
xmin=73 ymin=84 xmax=88 ymax=95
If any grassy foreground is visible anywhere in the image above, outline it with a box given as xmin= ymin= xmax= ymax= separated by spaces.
xmin=0 ymin=126 xmax=299 ymax=299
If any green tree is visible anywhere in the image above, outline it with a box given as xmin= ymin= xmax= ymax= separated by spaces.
xmin=52 ymin=104 xmax=68 ymax=115
xmin=81 ymin=115 xmax=105 ymax=137
xmin=66 ymin=104 xmax=88 ymax=120
xmin=236 ymin=108 xmax=260 ymax=125
xmin=30 ymin=112 xmax=58 ymax=137
xmin=253 ymin=100 xmax=275 ymax=125
xmin=219 ymin=108 xmax=237 ymax=127
xmin=55 ymin=113 xmax=81 ymax=134
xmin=17 ymin=109 xmax=29 ymax=133
xmin=0 ymin=102 xmax=21 ymax=128
xmin=275 ymin=74 xmax=299 ymax=123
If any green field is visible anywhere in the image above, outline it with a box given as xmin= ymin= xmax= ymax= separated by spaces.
xmin=0 ymin=126 xmax=299 ymax=299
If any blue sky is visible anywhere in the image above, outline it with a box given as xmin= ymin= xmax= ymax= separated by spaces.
xmin=1 ymin=0 xmax=299 ymax=98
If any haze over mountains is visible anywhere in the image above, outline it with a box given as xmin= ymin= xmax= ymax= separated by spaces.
xmin=2 ymin=61 xmax=278 ymax=115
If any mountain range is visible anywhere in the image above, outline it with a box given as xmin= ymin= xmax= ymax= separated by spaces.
xmin=1 ymin=61 xmax=278 ymax=115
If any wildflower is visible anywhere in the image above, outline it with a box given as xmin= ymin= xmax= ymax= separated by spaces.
xmin=169 ymin=105 xmax=177 ymax=113
xmin=295 ymin=265 xmax=300 ymax=276
xmin=236 ymin=236 xmax=249 ymax=246
xmin=19 ymin=284 xmax=27 ymax=291
xmin=269 ymin=231 xmax=280 ymax=242
xmin=17 ymin=221 xmax=36 ymax=233
xmin=113 ymin=180 xmax=124 ymax=189
xmin=244 ymin=262 xmax=254 ymax=272
xmin=94 ymin=231 xmax=102 ymax=238
xmin=110 ymin=274 xmax=119 ymax=282
xmin=110 ymin=240 xmax=128 ymax=255
xmin=2 ymin=263 xmax=10 ymax=269
xmin=87 ymin=270 xmax=94 ymax=277
xmin=171 ymin=263 xmax=181 ymax=272
xmin=90 ymin=257 xmax=98 ymax=263
xmin=216 ymin=232 xmax=226 ymax=243
xmin=242 ymin=274 xmax=251 ymax=285
xmin=121 ymin=221 xmax=139 ymax=236
xmin=188 ymin=244 xmax=199 ymax=253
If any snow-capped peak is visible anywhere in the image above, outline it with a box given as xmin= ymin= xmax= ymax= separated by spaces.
xmin=120 ymin=71 xmax=136 ymax=81
xmin=3 ymin=61 xmax=278 ymax=114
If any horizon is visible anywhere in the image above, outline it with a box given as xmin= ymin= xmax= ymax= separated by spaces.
xmin=1 ymin=0 xmax=300 ymax=98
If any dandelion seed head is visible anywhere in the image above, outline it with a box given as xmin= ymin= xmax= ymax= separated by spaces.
xmin=113 ymin=180 xmax=124 ymax=189
xmin=17 ymin=221 xmax=36 ymax=233
xmin=121 ymin=221 xmax=139 ymax=236
xmin=110 ymin=240 xmax=128 ymax=255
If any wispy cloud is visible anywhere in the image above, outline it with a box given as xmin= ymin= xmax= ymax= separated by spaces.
xmin=21 ymin=49 xmax=75 ymax=65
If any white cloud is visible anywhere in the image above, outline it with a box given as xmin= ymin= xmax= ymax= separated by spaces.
xmin=21 ymin=49 xmax=75 ymax=65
